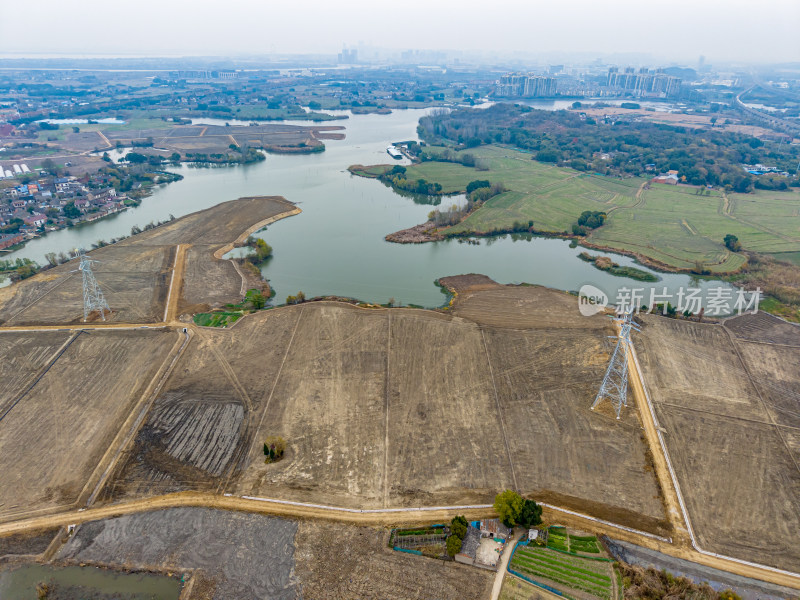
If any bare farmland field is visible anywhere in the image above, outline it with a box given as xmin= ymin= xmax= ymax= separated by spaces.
xmin=106 ymin=308 xmax=302 ymax=500
xmin=0 ymin=330 xmax=71 ymax=416
xmin=110 ymin=279 xmax=666 ymax=535
xmin=180 ymin=244 xmax=244 ymax=312
xmin=100 ymin=123 xmax=345 ymax=155
xmin=0 ymin=244 xmax=172 ymax=326
xmin=0 ymin=329 xmax=176 ymax=523
xmin=295 ymin=519 xmax=493 ymax=600
xmin=636 ymin=314 xmax=800 ymax=571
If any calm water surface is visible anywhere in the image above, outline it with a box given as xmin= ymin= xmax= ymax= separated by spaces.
xmin=6 ymin=109 xmax=735 ymax=308
xmin=0 ymin=564 xmax=181 ymax=599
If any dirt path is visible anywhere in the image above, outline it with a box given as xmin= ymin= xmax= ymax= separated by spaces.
xmin=633 ymin=181 xmax=647 ymax=208
xmin=164 ymin=243 xmax=187 ymax=323
xmin=201 ymin=328 xmax=254 ymax=413
xmin=625 ymin=336 xmax=691 ymax=545
xmin=96 ymin=130 xmax=112 ymax=149
xmin=0 ymin=492 xmax=495 ymax=536
xmin=681 ymin=219 xmax=697 ymax=235
xmin=212 ymin=206 xmax=302 ymax=261
xmin=491 ymin=529 xmax=523 ymax=600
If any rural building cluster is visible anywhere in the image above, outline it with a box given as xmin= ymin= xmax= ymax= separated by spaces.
xmin=0 ymin=172 xmax=127 ymax=249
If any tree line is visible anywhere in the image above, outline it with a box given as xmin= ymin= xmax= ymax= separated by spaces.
xmin=418 ymin=104 xmax=800 ymax=192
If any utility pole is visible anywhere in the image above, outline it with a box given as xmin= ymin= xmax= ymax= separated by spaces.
xmin=591 ymin=310 xmax=640 ymax=419
xmin=78 ymin=248 xmax=110 ymax=322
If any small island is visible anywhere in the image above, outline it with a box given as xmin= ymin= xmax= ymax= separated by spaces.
xmin=578 ymin=252 xmax=659 ymax=281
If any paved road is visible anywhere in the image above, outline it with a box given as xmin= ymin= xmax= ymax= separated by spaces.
xmin=491 ymin=529 xmax=523 ymax=600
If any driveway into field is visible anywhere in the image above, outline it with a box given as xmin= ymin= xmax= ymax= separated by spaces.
xmin=491 ymin=529 xmax=524 ymax=600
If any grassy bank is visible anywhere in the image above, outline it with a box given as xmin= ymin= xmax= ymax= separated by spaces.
xmin=578 ymin=252 xmax=659 ymax=282
xmin=353 ymin=144 xmax=800 ymax=317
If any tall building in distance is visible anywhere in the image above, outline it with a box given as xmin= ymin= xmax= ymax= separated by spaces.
xmin=496 ymin=73 xmax=557 ymax=98
xmin=338 ymin=48 xmax=358 ymax=64
xmin=606 ymin=67 xmax=681 ymax=98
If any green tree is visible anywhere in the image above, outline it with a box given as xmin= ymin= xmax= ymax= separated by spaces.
xmin=723 ymin=234 xmax=741 ymax=252
xmin=250 ymin=291 xmax=265 ymax=309
xmin=252 ymin=238 xmax=272 ymax=262
xmin=450 ymin=515 xmax=468 ymax=539
xmin=518 ymin=499 xmax=543 ymax=528
xmin=63 ymin=201 xmax=80 ymax=219
xmin=466 ymin=180 xmax=491 ymax=194
xmin=494 ymin=489 xmax=524 ymax=528
xmin=125 ymin=152 xmax=148 ymax=164
xmin=577 ymin=211 xmax=606 ymax=229
xmin=446 ymin=534 xmax=463 ymax=557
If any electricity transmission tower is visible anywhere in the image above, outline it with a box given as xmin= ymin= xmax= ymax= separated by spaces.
xmin=78 ymin=249 xmax=110 ymax=322
xmin=591 ymin=310 xmax=640 ymax=419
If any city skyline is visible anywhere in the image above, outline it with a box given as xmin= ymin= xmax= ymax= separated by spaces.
xmin=2 ymin=0 xmax=799 ymax=64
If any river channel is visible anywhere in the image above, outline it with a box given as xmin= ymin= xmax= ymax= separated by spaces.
xmin=5 ymin=108 xmax=735 ymax=308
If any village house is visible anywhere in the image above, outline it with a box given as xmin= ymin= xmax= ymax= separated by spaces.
xmin=0 ymin=232 xmax=24 ymax=250
xmin=479 ymin=518 xmax=512 ymax=540
xmin=653 ymin=169 xmax=679 ymax=185
xmin=23 ymin=213 xmax=46 ymax=228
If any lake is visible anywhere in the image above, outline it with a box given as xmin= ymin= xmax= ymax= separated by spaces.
xmin=6 ymin=108 xmax=736 ymax=309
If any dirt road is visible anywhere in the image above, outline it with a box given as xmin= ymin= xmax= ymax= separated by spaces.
xmin=164 ymin=243 xmax=187 ymax=323
xmin=0 ymin=490 xmax=797 ymax=592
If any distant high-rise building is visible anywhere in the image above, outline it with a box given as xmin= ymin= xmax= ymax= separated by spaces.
xmin=606 ymin=67 xmax=681 ymax=98
xmin=496 ymin=73 xmax=557 ymax=98
xmin=338 ymin=48 xmax=358 ymax=64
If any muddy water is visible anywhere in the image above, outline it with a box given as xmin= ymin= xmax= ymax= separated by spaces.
xmin=4 ymin=108 xmax=736 ymax=308
xmin=0 ymin=564 xmax=182 ymax=599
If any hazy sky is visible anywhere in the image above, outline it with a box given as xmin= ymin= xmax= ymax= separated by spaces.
xmin=2 ymin=0 xmax=798 ymax=64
